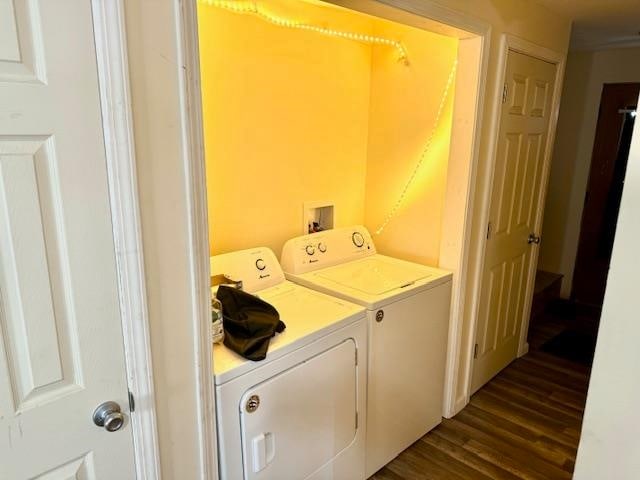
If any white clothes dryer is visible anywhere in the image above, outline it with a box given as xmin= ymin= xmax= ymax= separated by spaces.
xmin=211 ymin=247 xmax=367 ymax=480
xmin=281 ymin=226 xmax=452 ymax=477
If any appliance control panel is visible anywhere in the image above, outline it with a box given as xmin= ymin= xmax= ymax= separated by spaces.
xmin=210 ymin=247 xmax=285 ymax=293
xmin=281 ymin=225 xmax=376 ymax=274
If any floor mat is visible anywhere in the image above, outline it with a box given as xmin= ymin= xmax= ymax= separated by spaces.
xmin=541 ymin=329 xmax=597 ymax=366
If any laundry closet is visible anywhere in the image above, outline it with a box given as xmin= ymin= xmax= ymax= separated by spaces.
xmin=197 ymin=0 xmax=472 ymax=478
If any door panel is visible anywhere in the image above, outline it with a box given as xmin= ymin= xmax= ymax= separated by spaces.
xmin=0 ymin=0 xmax=45 ymax=83
xmin=494 ymin=132 xmax=523 ymax=237
xmin=0 ymin=139 xmax=82 ymax=412
xmin=520 ymin=134 xmax=544 ymax=227
xmin=0 ymin=1 xmax=136 ymax=478
xmin=32 ymin=455 xmax=95 ymax=480
xmin=472 ymin=50 xmax=556 ymax=393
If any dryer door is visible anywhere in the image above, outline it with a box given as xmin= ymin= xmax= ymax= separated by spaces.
xmin=240 ymin=339 xmax=358 ymax=480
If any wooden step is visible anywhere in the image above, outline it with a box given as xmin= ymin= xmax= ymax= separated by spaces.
xmin=534 ymin=270 xmax=563 ymax=295
xmin=531 ymin=270 xmax=563 ymax=320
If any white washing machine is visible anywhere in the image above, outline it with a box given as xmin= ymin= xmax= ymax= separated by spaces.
xmin=210 ymin=247 xmax=368 ymax=480
xmin=281 ymin=226 xmax=452 ymax=477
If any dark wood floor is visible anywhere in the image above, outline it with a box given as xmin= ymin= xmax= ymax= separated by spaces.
xmin=370 ymin=309 xmax=594 ymax=480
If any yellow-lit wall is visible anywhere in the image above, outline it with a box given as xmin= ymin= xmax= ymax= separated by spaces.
xmin=199 ymin=1 xmax=458 ymax=260
xmin=364 ymin=22 xmax=457 ymax=265
xmin=199 ymin=0 xmax=373 ymax=256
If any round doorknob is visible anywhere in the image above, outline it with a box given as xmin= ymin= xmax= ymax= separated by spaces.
xmin=93 ymin=401 xmax=125 ymax=432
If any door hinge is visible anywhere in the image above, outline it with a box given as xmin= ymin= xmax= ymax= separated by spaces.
xmin=486 ymin=221 xmax=493 ymax=239
xmin=502 ymin=83 xmax=508 ymax=103
xmin=128 ymin=390 xmax=135 ymax=413
xmin=473 ymin=343 xmax=479 ymax=359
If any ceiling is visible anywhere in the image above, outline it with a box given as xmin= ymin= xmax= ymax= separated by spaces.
xmin=534 ymin=0 xmax=640 ymax=50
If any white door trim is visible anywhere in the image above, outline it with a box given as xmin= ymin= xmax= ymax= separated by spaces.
xmin=174 ymin=0 xmax=219 ymax=479
xmin=91 ymin=1 xmax=162 ymax=478
xmin=461 ymin=34 xmax=566 ymax=407
xmin=440 ymin=33 xmax=491 ymax=418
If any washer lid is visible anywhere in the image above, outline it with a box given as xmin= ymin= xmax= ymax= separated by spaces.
xmin=316 ymin=257 xmax=432 ymax=295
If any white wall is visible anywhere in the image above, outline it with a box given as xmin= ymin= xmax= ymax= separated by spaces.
xmin=539 ymin=47 xmax=640 ymax=297
xmin=573 ymin=92 xmax=640 ymax=479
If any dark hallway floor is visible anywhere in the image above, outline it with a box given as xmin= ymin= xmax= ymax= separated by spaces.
xmin=370 ymin=304 xmax=598 ymax=480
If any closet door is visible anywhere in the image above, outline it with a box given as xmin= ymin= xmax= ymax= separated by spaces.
xmin=472 ymin=50 xmax=557 ymax=393
xmin=0 ymin=1 xmax=136 ymax=478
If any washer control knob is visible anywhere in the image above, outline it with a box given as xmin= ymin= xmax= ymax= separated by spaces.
xmin=318 ymin=242 xmax=327 ymax=253
xmin=352 ymin=232 xmax=365 ymax=248
xmin=255 ymin=258 xmax=266 ymax=271
xmin=305 ymin=245 xmax=316 ymax=256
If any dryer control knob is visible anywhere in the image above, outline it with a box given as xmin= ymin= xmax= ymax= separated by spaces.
xmin=318 ymin=242 xmax=327 ymax=253
xmin=352 ymin=232 xmax=365 ymax=248
xmin=255 ymin=259 xmax=266 ymax=270
xmin=305 ymin=245 xmax=315 ymax=255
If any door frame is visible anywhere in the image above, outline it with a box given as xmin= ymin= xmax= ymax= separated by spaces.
xmin=174 ymin=0 xmax=220 ymax=478
xmin=91 ymin=1 xmax=162 ymax=478
xmin=461 ymin=34 xmax=566 ymax=405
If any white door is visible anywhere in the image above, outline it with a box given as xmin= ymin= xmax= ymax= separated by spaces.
xmin=471 ymin=50 xmax=556 ymax=393
xmin=0 ymin=1 xmax=137 ymax=478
